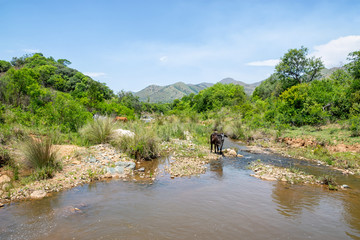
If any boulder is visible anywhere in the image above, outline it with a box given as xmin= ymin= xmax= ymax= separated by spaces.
xmin=2 ymin=183 xmax=10 ymax=191
xmin=227 ymin=149 xmax=237 ymax=156
xmin=30 ymin=190 xmax=47 ymax=199
xmin=115 ymin=161 xmax=136 ymax=170
xmin=113 ymin=129 xmax=135 ymax=138
xmin=114 ymin=166 xmax=124 ymax=174
xmin=0 ymin=175 xmax=11 ymax=185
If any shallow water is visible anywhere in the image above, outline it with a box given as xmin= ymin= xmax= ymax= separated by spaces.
xmin=1 ymin=139 xmax=360 ymax=240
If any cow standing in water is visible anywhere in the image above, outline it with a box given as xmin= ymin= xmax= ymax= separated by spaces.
xmin=210 ymin=132 xmax=227 ymax=154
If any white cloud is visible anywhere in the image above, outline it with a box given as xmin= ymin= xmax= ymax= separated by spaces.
xmin=312 ymin=35 xmax=360 ymax=68
xmin=84 ymin=72 xmax=107 ymax=78
xmin=246 ymin=59 xmax=280 ymax=67
xmin=23 ymin=49 xmax=40 ymax=53
xmin=159 ymin=56 xmax=168 ymax=62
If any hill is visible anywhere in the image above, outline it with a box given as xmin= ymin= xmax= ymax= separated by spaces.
xmin=134 ymin=78 xmax=262 ymax=103
xmin=218 ymin=78 xmax=262 ymax=95
xmin=134 ymin=82 xmax=214 ymax=103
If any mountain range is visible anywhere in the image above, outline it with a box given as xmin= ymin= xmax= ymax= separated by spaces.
xmin=134 ymin=78 xmax=261 ymax=103
xmin=134 ymin=68 xmax=339 ymax=103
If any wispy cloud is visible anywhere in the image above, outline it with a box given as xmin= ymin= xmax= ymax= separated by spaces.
xmin=159 ymin=56 xmax=168 ymax=63
xmin=246 ymin=59 xmax=279 ymax=67
xmin=84 ymin=72 xmax=107 ymax=78
xmin=23 ymin=49 xmax=40 ymax=53
xmin=312 ymin=35 xmax=360 ymax=68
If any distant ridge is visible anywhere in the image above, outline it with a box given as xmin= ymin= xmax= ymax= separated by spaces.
xmin=218 ymin=77 xmax=262 ymax=95
xmin=134 ymin=78 xmax=261 ymax=103
xmin=134 ymin=82 xmax=214 ymax=103
xmin=133 ymin=67 xmax=342 ymax=103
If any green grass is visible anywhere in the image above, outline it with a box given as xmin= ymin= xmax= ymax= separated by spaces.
xmin=281 ymin=123 xmax=360 ymax=145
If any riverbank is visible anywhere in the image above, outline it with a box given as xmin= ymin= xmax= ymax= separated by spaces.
xmin=0 ymin=138 xmax=221 ymax=205
xmin=240 ymin=124 xmax=360 ymax=176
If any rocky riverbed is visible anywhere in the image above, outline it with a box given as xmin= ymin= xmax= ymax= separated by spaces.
xmin=0 ymin=144 xmax=137 ymax=204
xmin=0 ymin=139 xmax=229 ymax=205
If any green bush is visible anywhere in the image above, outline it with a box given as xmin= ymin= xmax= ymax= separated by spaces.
xmin=80 ymin=116 xmax=116 ymax=144
xmin=349 ymin=115 xmax=360 ymax=137
xmin=32 ymin=165 xmax=57 ymax=180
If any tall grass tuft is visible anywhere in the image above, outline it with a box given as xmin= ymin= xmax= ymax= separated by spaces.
xmin=112 ymin=126 xmax=160 ymax=160
xmin=80 ymin=116 xmax=116 ymax=144
xmin=0 ymin=146 xmax=11 ymax=167
xmin=23 ymin=137 xmax=61 ymax=179
xmin=224 ymin=120 xmax=245 ymax=140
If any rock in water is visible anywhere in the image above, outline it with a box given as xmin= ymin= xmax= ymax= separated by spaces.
xmin=228 ymin=149 xmax=237 ymax=156
xmin=115 ymin=161 xmax=136 ymax=170
xmin=137 ymin=167 xmax=145 ymax=172
xmin=30 ymin=190 xmax=47 ymax=199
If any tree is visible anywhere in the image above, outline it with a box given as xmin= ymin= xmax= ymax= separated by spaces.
xmin=275 ymin=46 xmax=324 ymax=91
xmin=346 ymin=50 xmax=360 ymax=79
xmin=0 ymin=60 xmax=11 ymax=73
xmin=57 ymin=59 xmax=72 ymax=66
xmin=346 ymin=50 xmax=360 ymax=114
xmin=252 ymin=73 xmax=281 ymax=99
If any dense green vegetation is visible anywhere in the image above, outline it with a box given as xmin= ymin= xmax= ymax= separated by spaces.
xmin=0 ymin=53 xmax=169 ymax=137
xmin=1 ymin=47 xmax=360 ymax=183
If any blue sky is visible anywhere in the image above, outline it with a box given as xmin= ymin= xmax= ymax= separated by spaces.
xmin=1 ymin=0 xmax=360 ymax=92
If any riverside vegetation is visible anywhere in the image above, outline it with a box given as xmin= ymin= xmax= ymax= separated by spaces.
xmin=1 ymin=47 xmax=360 ymax=204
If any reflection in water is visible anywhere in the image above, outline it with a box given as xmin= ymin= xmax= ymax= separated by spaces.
xmin=209 ymin=159 xmax=223 ymax=179
xmin=272 ymin=182 xmax=320 ymax=218
xmin=343 ymin=191 xmax=360 ymax=238
xmin=1 ymin=140 xmax=360 ymax=239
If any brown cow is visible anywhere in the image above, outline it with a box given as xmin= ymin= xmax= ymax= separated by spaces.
xmin=115 ymin=116 xmax=128 ymax=122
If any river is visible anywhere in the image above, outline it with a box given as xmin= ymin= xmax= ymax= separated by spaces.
xmin=1 ymin=139 xmax=359 ymax=239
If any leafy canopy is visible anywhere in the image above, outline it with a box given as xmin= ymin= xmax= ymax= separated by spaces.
xmin=275 ymin=46 xmax=324 ymax=91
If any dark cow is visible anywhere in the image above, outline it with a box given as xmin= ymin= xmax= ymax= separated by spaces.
xmin=210 ymin=132 xmax=227 ymax=153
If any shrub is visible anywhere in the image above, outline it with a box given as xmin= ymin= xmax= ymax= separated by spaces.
xmin=349 ymin=115 xmax=360 ymax=137
xmin=79 ymin=116 xmax=116 ymax=144
xmin=32 ymin=166 xmax=57 ymax=180
xmin=318 ymin=175 xmax=337 ymax=190
xmin=23 ymin=137 xmax=61 ymax=179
